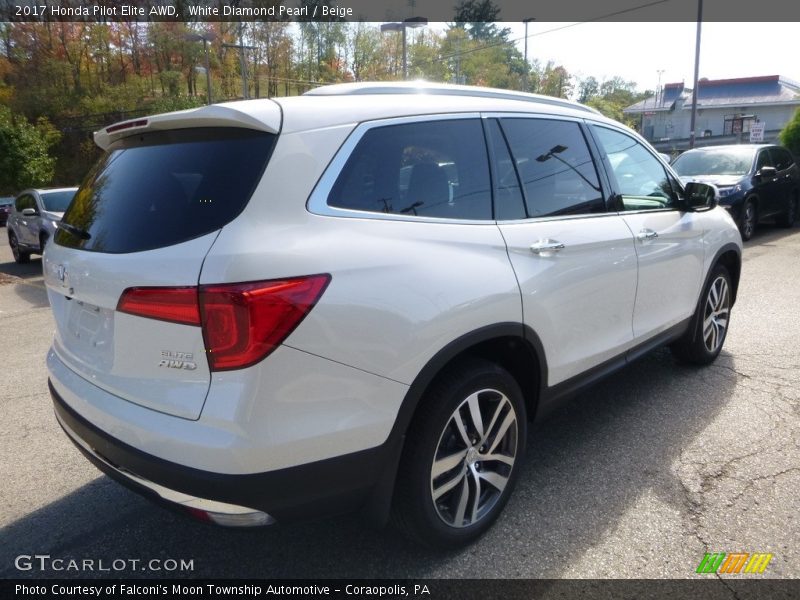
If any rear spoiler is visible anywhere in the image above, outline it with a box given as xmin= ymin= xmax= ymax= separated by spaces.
xmin=94 ymin=100 xmax=282 ymax=150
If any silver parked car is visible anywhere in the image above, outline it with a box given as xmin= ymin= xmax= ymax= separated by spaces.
xmin=7 ymin=187 xmax=77 ymax=263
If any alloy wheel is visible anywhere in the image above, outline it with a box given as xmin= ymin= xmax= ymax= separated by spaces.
xmin=742 ymin=203 xmax=755 ymax=240
xmin=430 ymin=388 xmax=518 ymax=528
xmin=703 ymin=275 xmax=730 ymax=353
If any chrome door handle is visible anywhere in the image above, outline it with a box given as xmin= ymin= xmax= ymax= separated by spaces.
xmin=636 ymin=229 xmax=658 ymax=241
xmin=530 ymin=239 xmax=565 ymax=254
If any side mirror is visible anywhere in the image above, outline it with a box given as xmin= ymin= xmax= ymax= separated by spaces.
xmin=21 ymin=207 xmax=38 ymax=217
xmin=756 ymin=165 xmax=777 ymax=179
xmin=684 ymin=181 xmax=718 ymax=211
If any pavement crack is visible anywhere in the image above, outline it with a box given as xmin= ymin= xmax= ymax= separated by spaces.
xmin=708 ymin=363 xmax=751 ymax=379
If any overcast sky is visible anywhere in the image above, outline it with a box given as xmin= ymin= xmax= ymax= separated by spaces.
xmin=432 ymin=22 xmax=800 ymax=93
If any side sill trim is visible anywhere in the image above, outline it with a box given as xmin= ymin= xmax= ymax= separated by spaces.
xmin=535 ymin=318 xmax=691 ymax=421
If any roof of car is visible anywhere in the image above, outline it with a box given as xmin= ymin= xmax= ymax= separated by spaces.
xmin=96 ymin=82 xmax=619 ymax=147
xmin=275 ymin=82 xmax=607 ymax=133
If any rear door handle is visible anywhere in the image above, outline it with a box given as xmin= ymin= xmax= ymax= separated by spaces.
xmin=636 ymin=229 xmax=659 ymax=241
xmin=530 ymin=239 xmax=565 ymax=254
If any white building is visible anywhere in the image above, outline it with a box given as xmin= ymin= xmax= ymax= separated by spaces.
xmin=623 ymin=75 xmax=800 ymax=152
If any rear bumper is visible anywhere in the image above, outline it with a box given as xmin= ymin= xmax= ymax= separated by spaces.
xmin=50 ymin=381 xmax=402 ymax=523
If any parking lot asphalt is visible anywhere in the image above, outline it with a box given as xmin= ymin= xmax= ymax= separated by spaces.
xmin=0 ymin=223 xmax=798 ymax=581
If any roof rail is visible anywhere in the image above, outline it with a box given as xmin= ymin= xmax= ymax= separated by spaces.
xmin=304 ymin=82 xmax=601 ymax=115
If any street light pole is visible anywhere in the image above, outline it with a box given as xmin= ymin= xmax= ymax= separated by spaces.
xmin=523 ymin=18 xmax=535 ymax=92
xmin=202 ymin=38 xmax=211 ymax=105
xmin=185 ymin=30 xmax=216 ymax=105
xmin=402 ymin=25 xmax=407 ymax=80
xmin=381 ymin=17 xmax=427 ymax=81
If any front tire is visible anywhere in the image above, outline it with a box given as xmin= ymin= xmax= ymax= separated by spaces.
xmin=671 ymin=265 xmax=732 ymax=365
xmin=392 ymin=359 xmax=527 ymax=548
xmin=9 ymin=231 xmax=30 ymax=264
xmin=739 ymin=199 xmax=756 ymax=241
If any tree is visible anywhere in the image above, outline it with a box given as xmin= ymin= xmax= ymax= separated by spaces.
xmin=780 ymin=108 xmax=800 ymax=158
xmin=577 ymin=76 xmax=599 ymax=104
xmin=0 ymin=106 xmax=60 ymax=193
xmin=452 ymin=0 xmax=509 ymax=42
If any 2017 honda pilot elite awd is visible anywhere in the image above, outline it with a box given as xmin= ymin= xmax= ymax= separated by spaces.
xmin=45 ymin=82 xmax=742 ymax=548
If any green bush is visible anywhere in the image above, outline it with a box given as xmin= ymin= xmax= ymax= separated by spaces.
xmin=0 ymin=106 xmax=61 ymax=194
xmin=780 ymin=108 xmax=800 ymax=158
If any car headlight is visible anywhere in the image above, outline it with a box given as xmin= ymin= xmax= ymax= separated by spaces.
xmin=717 ymin=184 xmax=742 ymax=198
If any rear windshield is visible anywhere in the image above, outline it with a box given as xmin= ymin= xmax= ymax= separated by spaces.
xmin=55 ymin=128 xmax=275 ymax=253
xmin=41 ymin=190 xmax=76 ymax=212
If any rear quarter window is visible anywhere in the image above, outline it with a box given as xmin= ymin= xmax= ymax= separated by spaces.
xmin=55 ymin=128 xmax=276 ymax=253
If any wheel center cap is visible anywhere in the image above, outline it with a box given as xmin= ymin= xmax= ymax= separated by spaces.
xmin=466 ymin=446 xmax=479 ymax=465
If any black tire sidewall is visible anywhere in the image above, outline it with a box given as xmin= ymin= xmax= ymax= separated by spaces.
xmin=740 ymin=200 xmax=755 ymax=240
xmin=692 ymin=266 xmax=732 ymax=361
xmin=399 ymin=360 xmax=527 ymax=547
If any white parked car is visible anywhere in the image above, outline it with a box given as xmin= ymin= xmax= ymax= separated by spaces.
xmin=45 ymin=83 xmax=742 ymax=548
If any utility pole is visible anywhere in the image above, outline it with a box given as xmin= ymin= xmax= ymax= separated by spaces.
xmin=656 ymin=69 xmax=664 ymax=105
xmin=689 ymin=0 xmax=703 ymax=149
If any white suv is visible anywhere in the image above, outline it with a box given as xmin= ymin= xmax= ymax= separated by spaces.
xmin=45 ymin=83 xmax=742 ymax=548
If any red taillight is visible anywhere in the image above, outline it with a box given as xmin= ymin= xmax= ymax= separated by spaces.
xmin=117 ymin=287 xmax=200 ymax=326
xmin=116 ymin=275 xmax=330 ymax=372
xmin=199 ymin=275 xmax=331 ymax=371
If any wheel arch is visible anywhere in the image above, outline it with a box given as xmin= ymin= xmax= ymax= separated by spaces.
xmin=711 ymin=243 xmax=742 ymax=305
xmin=364 ymin=322 xmax=546 ymax=525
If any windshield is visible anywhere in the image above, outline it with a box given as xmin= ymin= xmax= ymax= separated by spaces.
xmin=40 ymin=190 xmax=76 ymax=212
xmin=672 ymin=148 xmax=755 ymax=177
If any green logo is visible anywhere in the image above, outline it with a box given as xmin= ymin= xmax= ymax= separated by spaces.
xmin=696 ymin=552 xmax=773 ymax=574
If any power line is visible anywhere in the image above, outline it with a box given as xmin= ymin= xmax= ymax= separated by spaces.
xmin=425 ymin=0 xmax=672 ymax=68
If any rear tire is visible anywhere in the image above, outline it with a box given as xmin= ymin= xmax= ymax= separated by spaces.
xmin=671 ymin=265 xmax=732 ymax=365
xmin=776 ymin=193 xmax=798 ymax=228
xmin=392 ymin=358 xmax=527 ymax=548
xmin=9 ymin=231 xmax=30 ymax=264
xmin=739 ymin=199 xmax=756 ymax=241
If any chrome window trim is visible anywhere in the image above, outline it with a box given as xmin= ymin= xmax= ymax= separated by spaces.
xmin=307 ymin=112 xmax=499 ymax=225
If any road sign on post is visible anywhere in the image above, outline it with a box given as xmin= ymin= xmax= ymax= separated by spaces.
xmin=750 ymin=122 xmax=765 ymax=143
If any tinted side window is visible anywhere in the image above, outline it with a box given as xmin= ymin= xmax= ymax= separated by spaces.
xmin=771 ymin=148 xmax=793 ymax=171
xmin=756 ymin=149 xmax=772 ymax=171
xmin=592 ymin=126 xmax=678 ymax=211
xmin=499 ymin=118 xmax=604 ymax=218
xmin=328 ymin=119 xmax=492 ymax=220
xmin=56 ymin=128 xmax=275 ymax=254
xmin=15 ymin=194 xmax=34 ymax=212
